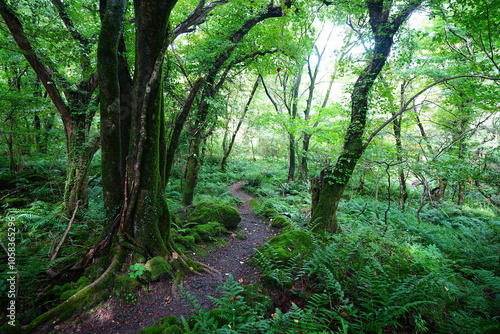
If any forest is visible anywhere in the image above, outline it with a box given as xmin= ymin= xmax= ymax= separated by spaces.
xmin=0 ymin=0 xmax=499 ymax=333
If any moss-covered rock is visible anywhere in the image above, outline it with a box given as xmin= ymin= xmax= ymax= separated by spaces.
xmin=255 ymin=230 xmax=315 ymax=265
xmin=189 ymin=201 xmax=241 ymax=229
xmin=193 ymin=222 xmax=226 ymax=241
xmin=270 ymin=215 xmax=291 ymax=228
xmin=114 ymin=274 xmax=142 ymax=295
xmin=137 ymin=315 xmax=183 ymax=334
xmin=144 ymin=256 xmax=173 ymax=281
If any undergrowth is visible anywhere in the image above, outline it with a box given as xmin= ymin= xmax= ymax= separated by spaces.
xmin=163 ymin=162 xmax=500 ymax=334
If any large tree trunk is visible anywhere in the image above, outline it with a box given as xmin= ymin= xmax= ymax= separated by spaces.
xmin=118 ymin=0 xmax=178 ymax=257
xmin=310 ymin=0 xmax=423 ymax=232
xmin=98 ymin=0 xmax=128 ymax=219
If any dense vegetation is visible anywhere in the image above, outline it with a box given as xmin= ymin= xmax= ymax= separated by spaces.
xmin=0 ymin=0 xmax=499 ymax=332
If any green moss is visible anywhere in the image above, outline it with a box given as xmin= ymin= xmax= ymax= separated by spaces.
xmin=256 ymin=230 xmax=314 ymax=264
xmin=137 ymin=315 xmax=183 ymax=333
xmin=57 ymin=276 xmax=93 ymax=301
xmin=189 ymin=230 xmax=202 ymax=242
xmin=133 ymin=252 xmax=147 ymax=264
xmin=114 ymin=274 xmax=142 ymax=294
xmin=270 ymin=215 xmax=291 ymax=228
xmin=193 ymin=222 xmax=226 ymax=241
xmin=178 ymin=234 xmax=196 ymax=248
xmin=76 ymin=276 xmax=91 ymax=287
xmin=60 ymin=289 xmax=78 ymax=301
xmin=189 ymin=201 xmax=241 ymax=229
xmin=144 ymin=256 xmax=173 ymax=281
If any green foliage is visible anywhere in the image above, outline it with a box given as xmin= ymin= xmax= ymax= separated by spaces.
xmin=177 ymin=275 xmax=331 ymax=334
xmin=129 ymin=263 xmax=147 ymax=279
xmin=138 ymin=315 xmax=183 ymax=334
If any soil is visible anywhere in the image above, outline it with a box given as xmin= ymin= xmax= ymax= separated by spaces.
xmin=42 ymin=182 xmax=279 ymax=334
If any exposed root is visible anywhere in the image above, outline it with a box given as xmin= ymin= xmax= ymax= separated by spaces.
xmin=166 ymin=240 xmax=222 ymax=297
xmin=168 ymin=239 xmax=221 ymax=277
xmin=24 ymin=244 xmax=125 ymax=333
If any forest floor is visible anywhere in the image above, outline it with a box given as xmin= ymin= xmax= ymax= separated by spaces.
xmin=44 ymin=182 xmax=279 ymax=334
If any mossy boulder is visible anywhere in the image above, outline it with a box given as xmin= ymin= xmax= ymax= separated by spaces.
xmin=189 ymin=201 xmax=241 ymax=229
xmin=137 ymin=315 xmax=183 ymax=334
xmin=114 ymin=274 xmax=142 ymax=295
xmin=255 ymin=230 xmax=315 ymax=265
xmin=144 ymin=256 xmax=173 ymax=281
xmin=193 ymin=222 xmax=226 ymax=241
xmin=270 ymin=215 xmax=291 ymax=228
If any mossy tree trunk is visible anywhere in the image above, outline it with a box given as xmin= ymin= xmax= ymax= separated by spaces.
xmin=98 ymin=0 xmax=128 ymax=219
xmin=310 ymin=0 xmax=423 ymax=233
xmin=99 ymin=0 xmax=182 ymax=258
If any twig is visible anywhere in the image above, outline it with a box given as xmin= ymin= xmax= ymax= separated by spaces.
xmin=49 ymin=200 xmax=79 ymax=261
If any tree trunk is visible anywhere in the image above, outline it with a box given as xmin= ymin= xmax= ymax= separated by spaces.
xmin=118 ymin=0 xmax=178 ymax=257
xmin=221 ymin=77 xmax=259 ymax=172
xmin=63 ymin=134 xmax=99 ymax=215
xmin=288 ymin=133 xmax=297 ymax=181
xmin=299 ymin=133 xmax=312 ymax=181
xmin=310 ymin=0 xmax=423 ymax=232
xmin=183 ymin=131 xmax=202 ymax=206
xmin=165 ymin=76 xmax=204 ymax=185
xmin=98 ymin=0 xmax=127 ymax=218
xmin=394 ymin=82 xmax=408 ymax=210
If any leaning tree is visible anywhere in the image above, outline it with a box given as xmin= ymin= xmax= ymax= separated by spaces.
xmin=310 ymin=0 xmax=425 ymax=232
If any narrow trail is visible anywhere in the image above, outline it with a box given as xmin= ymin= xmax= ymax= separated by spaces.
xmin=49 ymin=182 xmax=278 ymax=334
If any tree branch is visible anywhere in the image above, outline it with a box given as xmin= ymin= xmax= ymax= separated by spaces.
xmin=363 ymin=75 xmax=500 ymax=150
xmin=173 ymin=0 xmax=229 ymax=39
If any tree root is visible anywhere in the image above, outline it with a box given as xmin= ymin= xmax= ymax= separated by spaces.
xmin=166 ymin=240 xmax=221 ymax=297
xmin=24 ymin=244 xmax=126 ymax=333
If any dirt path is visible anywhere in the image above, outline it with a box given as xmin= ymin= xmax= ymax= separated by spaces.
xmin=48 ymin=182 xmax=278 ymax=334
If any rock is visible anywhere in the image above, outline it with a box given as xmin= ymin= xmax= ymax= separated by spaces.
xmin=193 ymin=222 xmax=226 ymax=241
xmin=270 ymin=215 xmax=291 ymax=228
xmin=114 ymin=274 xmax=142 ymax=295
xmin=144 ymin=256 xmax=173 ymax=281
xmin=189 ymin=201 xmax=241 ymax=229
xmin=255 ymin=230 xmax=314 ymax=265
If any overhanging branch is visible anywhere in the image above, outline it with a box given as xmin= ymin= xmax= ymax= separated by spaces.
xmin=362 ymin=74 xmax=500 ymax=150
